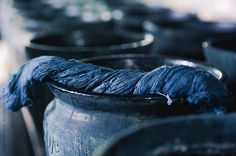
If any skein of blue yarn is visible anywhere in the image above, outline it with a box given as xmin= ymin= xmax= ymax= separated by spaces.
xmin=0 ymin=56 xmax=234 ymax=114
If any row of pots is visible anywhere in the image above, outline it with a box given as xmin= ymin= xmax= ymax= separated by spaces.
xmin=5 ymin=0 xmax=236 ymax=62
xmin=9 ymin=0 xmax=112 ymax=35
xmin=17 ymin=2 xmax=236 ymax=61
xmin=2 ymin=1 xmax=236 ymax=156
xmin=2 ymin=0 xmax=235 ymax=65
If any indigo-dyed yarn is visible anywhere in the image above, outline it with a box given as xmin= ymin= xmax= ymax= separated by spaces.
xmin=0 ymin=56 xmax=233 ymax=114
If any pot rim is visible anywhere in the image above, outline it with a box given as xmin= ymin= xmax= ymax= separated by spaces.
xmin=48 ymin=82 xmax=174 ymax=114
xmin=47 ymin=54 xmax=224 ymax=113
xmin=49 ymin=53 xmax=223 ymax=99
xmin=49 ymin=82 xmax=170 ymax=100
xmin=27 ymin=30 xmax=154 ymax=52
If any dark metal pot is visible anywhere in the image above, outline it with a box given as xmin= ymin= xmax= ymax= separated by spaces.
xmin=25 ymin=30 xmax=154 ymax=59
xmin=203 ymin=35 xmax=236 ymax=96
xmin=145 ymin=19 xmax=236 ymax=60
xmin=94 ymin=113 xmax=236 ymax=156
xmin=43 ymin=54 xmax=223 ymax=156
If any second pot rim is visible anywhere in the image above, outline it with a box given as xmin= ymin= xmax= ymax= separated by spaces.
xmin=27 ymin=30 xmax=154 ymax=52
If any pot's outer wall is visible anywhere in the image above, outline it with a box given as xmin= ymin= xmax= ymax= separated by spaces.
xmin=43 ymin=99 xmax=158 ymax=156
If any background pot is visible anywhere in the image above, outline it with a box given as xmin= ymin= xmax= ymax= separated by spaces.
xmin=26 ymin=29 xmax=154 ymax=60
xmin=115 ymin=3 xmax=171 ymax=33
xmin=43 ymin=54 xmax=224 ymax=156
xmin=145 ymin=19 xmax=236 ymax=60
xmin=1 ymin=0 xmax=115 ymax=68
xmin=94 ymin=113 xmax=236 ymax=156
xmin=203 ymin=35 xmax=236 ymax=96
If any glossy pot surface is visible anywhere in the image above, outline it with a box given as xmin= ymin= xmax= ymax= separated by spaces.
xmin=44 ymin=84 xmax=169 ymax=156
xmin=43 ymin=54 xmax=224 ymax=156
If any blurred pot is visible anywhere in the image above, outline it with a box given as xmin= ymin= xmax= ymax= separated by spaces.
xmin=115 ymin=3 xmax=171 ymax=33
xmin=13 ymin=1 xmax=115 ymax=36
xmin=145 ymin=19 xmax=236 ymax=60
xmin=94 ymin=113 xmax=236 ymax=156
xmin=43 ymin=54 xmax=224 ymax=156
xmin=203 ymin=35 xmax=236 ymax=96
xmin=53 ymin=16 xmax=115 ymax=32
xmin=26 ymin=29 xmax=154 ymax=59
